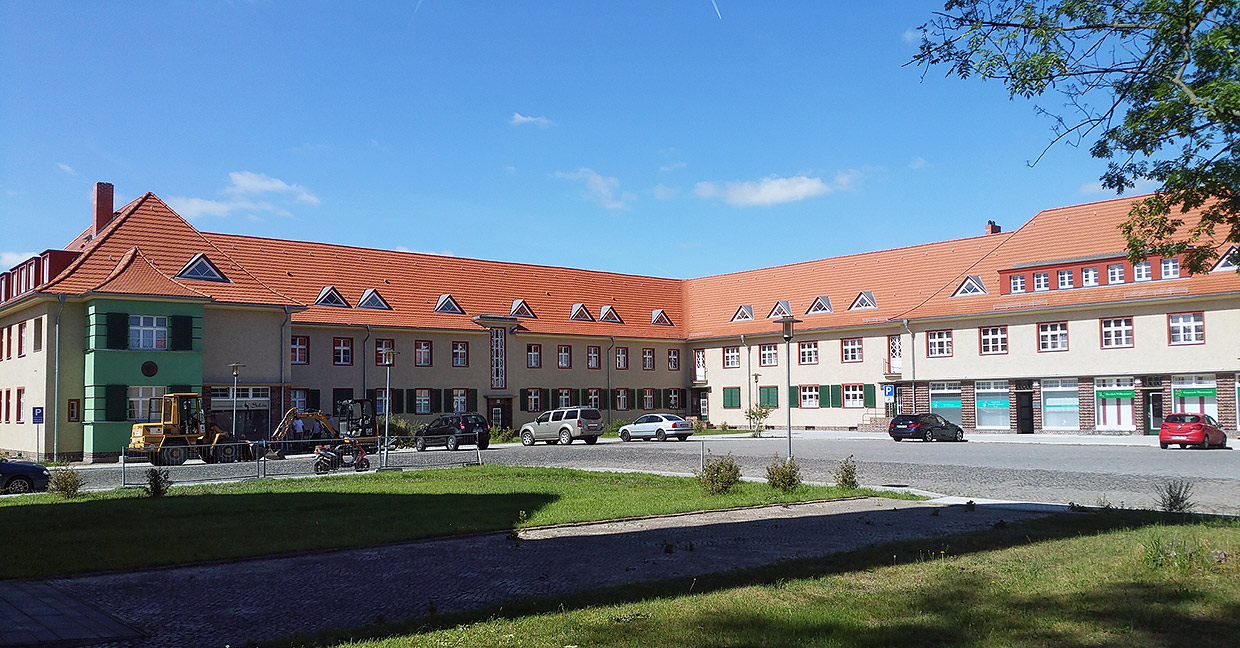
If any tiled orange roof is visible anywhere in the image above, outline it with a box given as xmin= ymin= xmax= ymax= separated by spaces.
xmin=682 ymin=233 xmax=1014 ymax=338
xmin=901 ymin=194 xmax=1240 ymax=320
xmin=207 ymin=232 xmax=689 ymax=339
xmin=91 ymin=247 xmax=209 ymax=299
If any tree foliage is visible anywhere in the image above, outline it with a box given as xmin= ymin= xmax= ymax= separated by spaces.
xmin=914 ymin=0 xmax=1240 ymax=273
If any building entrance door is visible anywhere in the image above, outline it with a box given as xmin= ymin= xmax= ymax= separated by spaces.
xmin=486 ymin=397 xmax=513 ymax=431
xmin=1016 ymin=391 xmax=1034 ymax=434
xmin=1146 ymin=392 xmax=1164 ymax=434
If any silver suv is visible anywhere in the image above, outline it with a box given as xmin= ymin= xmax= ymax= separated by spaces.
xmin=519 ymin=407 xmax=604 ymax=446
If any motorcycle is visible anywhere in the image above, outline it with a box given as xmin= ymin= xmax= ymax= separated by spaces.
xmin=312 ymin=439 xmax=371 ymax=474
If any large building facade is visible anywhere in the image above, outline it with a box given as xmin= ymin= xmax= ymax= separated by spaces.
xmin=1 ymin=183 xmax=1237 ymax=461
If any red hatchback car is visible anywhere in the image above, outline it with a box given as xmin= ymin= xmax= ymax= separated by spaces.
xmin=1159 ymin=413 xmax=1227 ymax=449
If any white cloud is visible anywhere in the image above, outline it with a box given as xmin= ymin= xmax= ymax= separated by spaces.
xmin=554 ymin=168 xmax=635 ymax=210
xmin=694 ymin=172 xmax=858 ymax=207
xmin=511 ymin=112 xmax=553 ymax=128
xmin=902 ymin=28 xmax=922 ymax=43
xmin=393 ymin=245 xmax=455 ymax=256
xmin=1079 ymin=179 xmax=1158 ymax=195
xmin=1 ymin=251 xmax=38 ymax=268
xmin=652 ymin=184 xmax=679 ymax=200
xmin=909 ymin=157 xmax=928 ymax=170
xmin=659 ymin=160 xmax=686 ymax=172
xmin=166 ymin=197 xmax=291 ymax=221
xmin=224 ymin=171 xmax=320 ymax=204
xmin=57 ymin=162 xmax=77 ymax=176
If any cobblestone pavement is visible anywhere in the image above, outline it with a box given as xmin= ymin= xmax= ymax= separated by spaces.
xmin=46 ymin=498 xmax=1039 ymax=648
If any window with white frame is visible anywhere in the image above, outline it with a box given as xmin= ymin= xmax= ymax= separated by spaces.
xmin=129 ymin=316 xmax=168 ymax=350
xmin=759 ymin=344 xmax=777 ymax=366
xmin=841 ymin=338 xmax=863 ymax=362
xmin=723 ymin=346 xmax=740 ymax=368
xmin=930 ymin=381 xmax=963 ymax=426
xmin=667 ymin=389 xmax=680 ymax=409
xmin=1058 ymin=269 xmax=1074 ymax=289
xmin=615 ymin=347 xmax=628 ymax=370
xmin=927 ymin=330 xmax=953 ymax=357
xmin=451 ymin=341 xmax=468 ymax=367
xmin=333 ymin=337 xmax=353 ymax=365
xmin=291 ymin=336 xmax=309 ymax=364
xmin=1134 ymin=260 xmax=1152 ymax=281
xmin=527 ymin=344 xmax=541 ymax=368
xmin=587 ymin=346 xmax=601 ymax=369
xmin=1082 ymin=266 xmax=1098 ymax=286
xmin=128 ymin=386 xmax=165 ymax=421
xmin=375 ymin=388 xmax=390 ymax=415
xmin=974 ymin=380 xmax=1009 ymax=429
xmin=1095 ymin=376 xmax=1136 ymax=431
xmin=979 ymin=326 xmax=1007 ymax=354
xmin=1033 ymin=272 xmax=1049 ymax=291
xmin=1010 ymin=275 xmax=1026 ymax=293
xmin=1100 ymin=317 xmax=1134 ymax=348
xmin=642 ymin=348 xmax=655 ymax=370
xmin=1107 ymin=263 xmax=1125 ymax=284
xmin=800 ymin=385 xmax=819 ymax=408
xmin=414 ymin=388 xmax=431 ymax=414
xmin=1041 ymin=378 xmax=1080 ymax=430
xmin=558 ymin=345 xmax=572 ymax=369
xmin=452 ymin=388 xmax=467 ymax=413
xmin=615 ymin=388 xmax=629 ymax=410
xmin=414 ymin=340 xmax=432 ymax=366
xmin=559 ymin=388 xmax=572 ymax=408
xmin=375 ymin=338 xmax=395 ymax=366
xmin=842 ymin=384 xmax=865 ymax=408
xmin=643 ymin=388 xmax=655 ymax=410
xmin=799 ymin=341 xmax=818 ymax=365
xmin=668 ymin=349 xmax=680 ymax=371
xmin=291 ymin=389 xmax=307 ymax=412
xmin=587 ymin=388 xmax=601 ymax=409
xmin=1038 ymin=322 xmax=1069 ymax=351
xmin=1168 ymin=312 xmax=1204 ymax=345
xmin=1161 ymin=258 xmax=1180 ymax=278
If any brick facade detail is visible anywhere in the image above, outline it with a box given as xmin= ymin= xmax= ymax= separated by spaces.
xmin=960 ymin=381 xmax=976 ymax=430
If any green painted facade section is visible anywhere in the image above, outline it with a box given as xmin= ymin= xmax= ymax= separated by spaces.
xmin=82 ymin=298 xmax=205 ymax=455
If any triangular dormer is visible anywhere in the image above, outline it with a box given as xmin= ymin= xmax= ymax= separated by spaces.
xmin=175 ymin=253 xmax=229 ymax=283
xmin=357 ymin=288 xmax=392 ymax=310
xmin=510 ymin=299 xmax=536 ymax=318
xmin=805 ymin=296 xmax=832 ymax=315
xmin=599 ymin=305 xmax=624 ymax=323
xmin=1212 ymin=246 xmax=1238 ymax=273
xmin=951 ymin=275 xmax=988 ymax=297
xmin=435 ymin=294 xmax=464 ymax=314
xmin=767 ymin=300 xmax=792 ymax=319
xmin=848 ymin=291 xmax=877 ymax=310
xmin=569 ymin=303 xmax=594 ymax=321
xmin=731 ymin=305 xmax=753 ymax=322
xmin=315 ymin=286 xmax=349 ymax=308
xmin=651 ymin=309 xmax=673 ymax=326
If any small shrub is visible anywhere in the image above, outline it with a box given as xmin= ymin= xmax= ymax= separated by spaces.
xmin=719 ymin=421 xmax=731 ymax=432
xmin=744 ymin=405 xmax=772 ymax=435
xmin=604 ymin=418 xmax=631 ymax=437
xmin=833 ymin=454 xmax=859 ymax=489
xmin=765 ymin=454 xmax=802 ymax=493
xmin=1156 ymin=479 xmax=1195 ymax=513
xmin=696 ymin=453 xmax=741 ymax=495
xmin=492 ymin=426 xmax=518 ymax=443
xmin=144 ymin=468 xmax=172 ymax=498
xmin=692 ymin=418 xmax=709 ymax=435
xmin=47 ymin=468 xmax=85 ymax=499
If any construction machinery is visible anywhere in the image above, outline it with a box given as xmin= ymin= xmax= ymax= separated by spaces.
xmin=127 ymin=393 xmax=241 ymax=466
xmin=264 ymin=398 xmax=379 ymax=460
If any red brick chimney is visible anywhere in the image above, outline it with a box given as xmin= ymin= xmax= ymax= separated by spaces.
xmin=985 ymin=220 xmax=1002 ymax=235
xmin=93 ymin=182 xmax=115 ymax=236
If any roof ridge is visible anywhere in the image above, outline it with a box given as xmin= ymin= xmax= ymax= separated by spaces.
xmin=42 ymin=193 xmax=157 ymax=292
xmin=1033 ymin=191 xmax=1157 ymax=213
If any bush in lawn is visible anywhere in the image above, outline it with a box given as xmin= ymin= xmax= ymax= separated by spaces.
xmin=47 ymin=468 xmax=85 ymax=499
xmin=492 ymin=426 xmax=518 ymax=443
xmin=765 ymin=455 xmax=802 ymax=493
xmin=604 ymin=418 xmax=630 ymax=437
xmin=696 ymin=454 xmax=741 ymax=495
xmin=1156 ymin=479 xmax=1195 ymax=514
xmin=745 ymin=405 xmax=772 ymax=437
xmin=144 ymin=468 xmax=172 ymax=498
xmin=833 ymin=454 xmax=859 ymax=490
xmin=719 ymin=421 xmax=731 ymax=431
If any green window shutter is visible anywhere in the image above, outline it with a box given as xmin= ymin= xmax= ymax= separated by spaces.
xmin=169 ymin=315 xmax=193 ymax=351
xmin=366 ymin=389 xmax=377 ymax=405
xmin=405 ymin=389 xmax=418 ymax=413
xmin=519 ymin=388 xmax=528 ymax=411
xmin=655 ymin=389 xmax=664 ymax=409
xmin=789 ymin=386 xmax=799 ymax=408
xmin=723 ymin=387 xmax=739 ymax=409
xmin=680 ymin=389 xmax=688 ymax=409
xmin=541 ymin=388 xmax=552 ymax=409
xmin=392 ymin=389 xmax=405 ymax=414
xmin=431 ymin=388 xmax=442 ymax=413
xmin=627 ymin=389 xmax=636 ymax=409
xmin=467 ymin=389 xmax=478 ymax=412
xmin=863 ymin=384 xmax=877 ymax=408
xmin=830 ymin=384 xmax=843 ymax=408
xmin=820 ymin=386 xmax=831 ymax=408
xmin=307 ymin=389 xmax=321 ymax=411
xmin=105 ymin=312 xmax=129 ymax=350
xmin=105 ymin=384 xmax=128 ymax=421
xmin=443 ymin=388 xmax=454 ymax=411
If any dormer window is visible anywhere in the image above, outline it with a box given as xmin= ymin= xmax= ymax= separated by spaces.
xmin=510 ymin=299 xmax=536 ymax=318
xmin=730 ymin=305 xmax=753 ymax=322
xmin=599 ymin=305 xmax=624 ymax=323
xmin=176 ymin=253 xmax=229 ymax=282
xmin=434 ymin=294 xmax=464 ymax=314
xmin=805 ymin=296 xmax=832 ymax=315
xmin=315 ymin=286 xmax=349 ymax=308
xmin=1212 ymin=246 xmax=1238 ymax=272
xmin=951 ymin=276 xmax=987 ymax=297
xmin=651 ymin=309 xmax=673 ymax=326
xmin=848 ymin=291 xmax=877 ymax=310
xmin=767 ymin=300 xmax=791 ymax=319
xmin=569 ymin=303 xmax=594 ymax=321
xmin=357 ymin=288 xmax=392 ymax=310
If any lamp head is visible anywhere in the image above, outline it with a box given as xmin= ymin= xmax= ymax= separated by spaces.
xmin=774 ymin=316 xmax=802 ymax=342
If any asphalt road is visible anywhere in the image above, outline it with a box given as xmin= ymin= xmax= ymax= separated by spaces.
xmin=70 ymin=432 xmax=1240 ymax=514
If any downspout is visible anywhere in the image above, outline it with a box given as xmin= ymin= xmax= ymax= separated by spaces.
xmin=53 ymin=294 xmax=66 ymax=460
xmin=741 ymin=334 xmax=750 ymax=411
xmin=362 ymin=324 xmax=372 ymax=397
xmin=277 ymin=306 xmax=291 ymax=438
xmin=606 ymin=336 xmax=615 ymax=426
xmin=902 ymin=319 xmax=915 ymax=414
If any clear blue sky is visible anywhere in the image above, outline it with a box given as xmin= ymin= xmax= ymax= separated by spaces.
xmin=1 ymin=1 xmax=1137 ymax=279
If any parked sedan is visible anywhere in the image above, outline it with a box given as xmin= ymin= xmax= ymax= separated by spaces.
xmin=618 ymin=413 xmax=694 ymax=442
xmin=414 ymin=413 xmax=491 ymax=451
xmin=888 ymin=413 xmax=964 ymax=442
xmin=1159 ymin=413 xmax=1227 ymax=449
xmin=1 ymin=457 xmax=51 ymax=494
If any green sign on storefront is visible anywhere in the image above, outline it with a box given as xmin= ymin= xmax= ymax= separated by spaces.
xmin=1173 ymin=388 xmax=1217 ymax=398
xmin=976 ymin=399 xmax=1010 ymax=409
xmin=1096 ymin=389 xmax=1134 ymax=399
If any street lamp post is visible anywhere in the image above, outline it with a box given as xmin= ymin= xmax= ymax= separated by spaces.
xmin=228 ymin=363 xmax=245 ymax=440
xmin=774 ymin=317 xmax=801 ymax=460
xmin=382 ymin=349 xmax=399 ymax=468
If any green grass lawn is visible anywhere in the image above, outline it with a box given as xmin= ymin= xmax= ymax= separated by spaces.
xmin=279 ymin=512 xmax=1240 ymax=648
xmin=0 ymin=465 xmax=910 ymax=580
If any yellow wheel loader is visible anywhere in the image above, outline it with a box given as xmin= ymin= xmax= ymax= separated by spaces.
xmin=127 ymin=393 xmax=240 ymax=466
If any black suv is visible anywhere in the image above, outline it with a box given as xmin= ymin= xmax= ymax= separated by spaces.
xmin=888 ymin=413 xmax=964 ymax=442
xmin=414 ymin=413 xmax=491 ymax=451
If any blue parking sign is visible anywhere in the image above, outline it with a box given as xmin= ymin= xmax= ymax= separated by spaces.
xmin=32 ymin=407 xmax=44 ymax=425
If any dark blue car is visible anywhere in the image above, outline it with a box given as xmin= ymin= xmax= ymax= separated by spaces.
xmin=889 ymin=413 xmax=964 ymax=442
xmin=1 ymin=457 xmax=51 ymax=494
